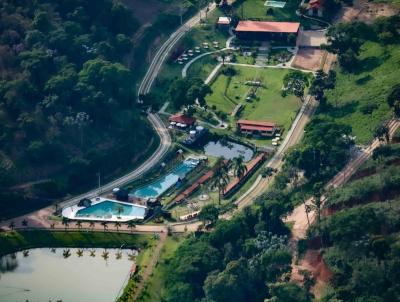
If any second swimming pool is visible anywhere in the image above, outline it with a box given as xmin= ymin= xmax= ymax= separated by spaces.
xmin=130 ymin=158 xmax=199 ymax=200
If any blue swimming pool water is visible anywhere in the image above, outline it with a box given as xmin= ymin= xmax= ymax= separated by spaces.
xmin=131 ymin=159 xmax=199 ymax=199
xmin=76 ymin=200 xmax=146 ymax=218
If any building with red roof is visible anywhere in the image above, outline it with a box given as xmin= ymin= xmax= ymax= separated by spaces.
xmin=304 ymin=0 xmax=324 ymax=17
xmin=235 ymin=21 xmax=300 ymax=42
xmin=169 ymin=114 xmax=196 ymax=126
xmin=237 ymin=119 xmax=277 ymax=137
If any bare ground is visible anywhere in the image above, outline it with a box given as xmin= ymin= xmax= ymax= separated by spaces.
xmin=292 ymin=49 xmax=324 ymax=71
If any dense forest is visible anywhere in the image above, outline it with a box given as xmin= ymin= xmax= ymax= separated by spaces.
xmin=0 ymin=0 xmax=156 ymax=218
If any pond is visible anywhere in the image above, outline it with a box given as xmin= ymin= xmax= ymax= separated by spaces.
xmin=203 ymin=140 xmax=254 ymax=162
xmin=0 ymin=248 xmax=137 ymax=302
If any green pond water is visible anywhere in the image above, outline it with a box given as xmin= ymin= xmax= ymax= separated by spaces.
xmin=0 ymin=248 xmax=136 ymax=302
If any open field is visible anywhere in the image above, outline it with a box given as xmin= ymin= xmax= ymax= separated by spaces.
xmin=0 ymin=230 xmax=153 ymax=256
xmin=206 ymin=65 xmax=301 ymax=133
xmin=323 ymin=41 xmax=399 ymax=144
xmin=232 ymin=0 xmax=323 ymax=28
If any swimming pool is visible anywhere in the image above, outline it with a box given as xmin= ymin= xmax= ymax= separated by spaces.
xmin=76 ymin=200 xmax=146 ymax=219
xmin=131 ymin=158 xmax=199 ymax=199
xmin=62 ymin=197 xmax=147 ymax=222
xmin=264 ymin=0 xmax=286 ymax=7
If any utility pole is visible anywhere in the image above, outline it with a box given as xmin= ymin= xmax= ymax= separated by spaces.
xmin=97 ymin=172 xmax=101 ymax=196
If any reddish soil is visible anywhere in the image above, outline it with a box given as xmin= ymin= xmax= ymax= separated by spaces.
xmin=334 ymin=0 xmax=398 ymax=24
xmin=292 ymin=49 xmax=324 ymax=71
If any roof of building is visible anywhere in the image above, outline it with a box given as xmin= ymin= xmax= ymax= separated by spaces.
xmin=308 ymin=0 xmax=324 ymax=9
xmin=240 ymin=124 xmax=275 ymax=131
xmin=235 ymin=21 xmax=300 ymax=33
xmin=217 ymin=16 xmax=231 ymax=25
xmin=169 ymin=114 xmax=196 ymax=125
xmin=238 ymin=119 xmax=276 ymax=127
xmin=223 ymin=154 xmax=264 ymax=196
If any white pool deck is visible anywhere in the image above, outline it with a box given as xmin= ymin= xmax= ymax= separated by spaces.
xmin=62 ymin=197 xmax=147 ymax=222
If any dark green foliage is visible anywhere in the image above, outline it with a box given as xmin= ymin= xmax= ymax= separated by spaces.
xmin=285 ymin=117 xmax=352 ymax=182
xmin=168 ymin=77 xmax=212 ymax=108
xmin=164 ymin=196 xmax=294 ymax=302
xmin=0 ymin=0 xmax=153 ymax=216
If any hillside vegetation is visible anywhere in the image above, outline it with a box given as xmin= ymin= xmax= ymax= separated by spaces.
xmin=307 ymin=144 xmax=400 ymax=301
xmin=0 ymin=0 xmax=158 ymax=218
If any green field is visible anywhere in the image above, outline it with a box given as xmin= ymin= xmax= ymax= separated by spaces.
xmin=324 ymin=41 xmax=400 ymax=144
xmin=232 ymin=0 xmax=323 ymax=28
xmin=0 ymin=230 xmax=153 ymax=256
xmin=206 ymin=65 xmax=301 ymax=133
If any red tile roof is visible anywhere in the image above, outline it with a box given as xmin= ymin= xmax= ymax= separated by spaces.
xmin=169 ymin=114 xmax=196 ymax=125
xmin=238 ymin=119 xmax=276 ymax=127
xmin=175 ymin=170 xmax=214 ymax=203
xmin=240 ymin=124 xmax=275 ymax=131
xmin=223 ymin=154 xmax=265 ymax=196
xmin=235 ymin=21 xmax=300 ymax=34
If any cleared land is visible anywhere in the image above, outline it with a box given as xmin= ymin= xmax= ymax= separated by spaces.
xmin=206 ymin=65 xmax=301 ymax=133
xmin=323 ymin=41 xmax=399 ymax=144
xmin=292 ymin=48 xmax=324 ymax=71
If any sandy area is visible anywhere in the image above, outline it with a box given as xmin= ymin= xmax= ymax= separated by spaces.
xmin=292 ymin=49 xmax=324 ymax=71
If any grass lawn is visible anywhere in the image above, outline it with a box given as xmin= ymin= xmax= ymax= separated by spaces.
xmin=206 ymin=65 xmax=301 ymax=134
xmin=232 ymin=0 xmax=322 ymax=29
xmin=323 ymin=41 xmax=400 ymax=144
xmin=136 ymin=235 xmax=183 ymax=302
xmin=186 ymin=53 xmax=220 ymax=80
xmin=0 ymin=230 xmax=153 ymax=256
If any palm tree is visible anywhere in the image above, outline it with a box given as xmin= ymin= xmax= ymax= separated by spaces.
xmin=210 ymin=157 xmax=230 ymax=204
xmin=101 ymin=250 xmax=109 ymax=261
xmin=62 ymin=218 xmax=69 ymax=231
xmin=22 ymin=250 xmax=29 ymax=257
xmin=89 ymin=250 xmax=96 ymax=257
xmin=22 ymin=219 xmax=28 ymax=228
xmin=116 ymin=204 xmax=124 ymax=218
xmin=76 ymin=221 xmax=82 ymax=230
xmin=115 ymin=250 xmax=122 ymax=260
xmin=127 ymin=221 xmax=136 ymax=233
xmin=114 ymin=221 xmax=122 ymax=232
xmin=76 ymin=249 xmax=84 ymax=257
xmin=62 ymin=249 xmax=71 ymax=258
xmin=9 ymin=221 xmax=15 ymax=230
xmin=101 ymin=221 xmax=108 ymax=232
xmin=232 ymin=156 xmax=248 ymax=180
xmin=89 ymin=221 xmax=95 ymax=230
xmin=50 ymin=223 xmax=55 ymax=229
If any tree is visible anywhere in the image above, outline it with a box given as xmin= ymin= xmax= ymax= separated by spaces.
xmin=387 ymin=84 xmax=400 ymax=117
xmin=198 ymin=204 xmax=220 ymax=226
xmin=210 ymin=157 xmax=230 ymax=204
xmin=22 ymin=219 xmax=28 ymax=227
xmin=374 ymin=124 xmax=390 ymax=144
xmin=89 ymin=221 xmax=95 ymax=230
xmin=232 ymin=156 xmax=247 ymax=179
xmin=116 ymin=204 xmax=124 ymax=217
xmin=114 ymin=221 xmax=121 ymax=231
xmin=127 ymin=220 xmax=136 ymax=232
xmin=338 ymin=49 xmax=358 ymax=72
xmin=62 ymin=217 xmax=69 ymax=231
xmin=283 ymin=70 xmax=310 ymax=103
xmin=9 ymin=221 xmax=15 ymax=230
xmin=101 ymin=221 xmax=108 ymax=232
xmin=75 ymin=221 xmax=82 ymax=230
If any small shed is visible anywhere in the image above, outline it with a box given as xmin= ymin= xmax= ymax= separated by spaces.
xmin=217 ymin=16 xmax=231 ymax=28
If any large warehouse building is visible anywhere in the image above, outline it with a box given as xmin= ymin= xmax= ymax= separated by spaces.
xmin=235 ymin=21 xmax=300 ymax=41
